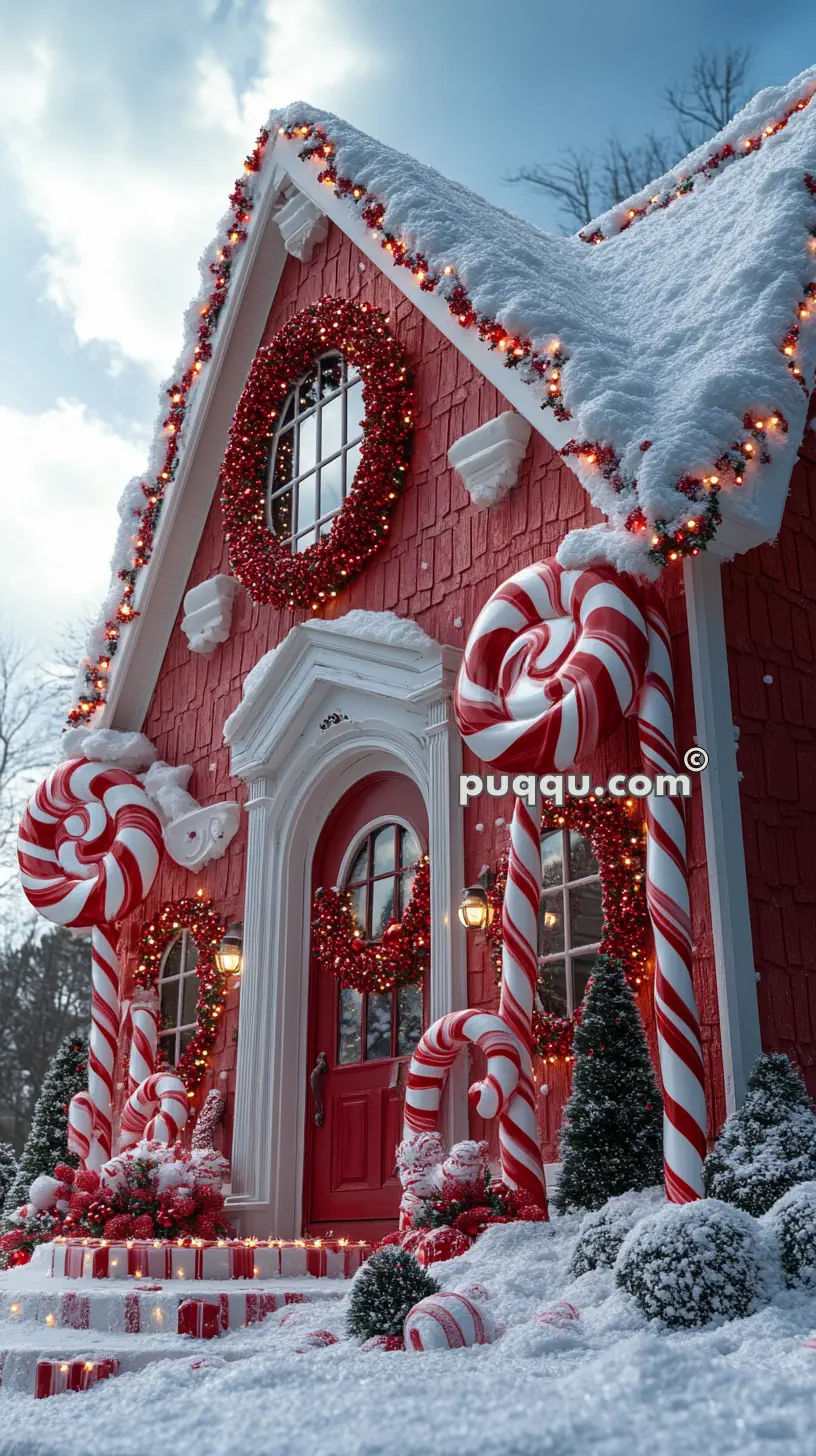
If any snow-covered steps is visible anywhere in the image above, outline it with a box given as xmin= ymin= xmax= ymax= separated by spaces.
xmin=0 ymin=1275 xmax=346 ymax=1336
xmin=45 ymin=1237 xmax=372 ymax=1281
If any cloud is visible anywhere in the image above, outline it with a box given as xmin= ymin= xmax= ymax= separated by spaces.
xmin=0 ymin=1 xmax=382 ymax=381
xmin=0 ymin=399 xmax=147 ymax=646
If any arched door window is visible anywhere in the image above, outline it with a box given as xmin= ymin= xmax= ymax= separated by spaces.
xmin=537 ymin=829 xmax=603 ymax=1016
xmin=158 ymin=931 xmax=200 ymax=1065
xmin=337 ymin=821 xmax=424 ymax=1064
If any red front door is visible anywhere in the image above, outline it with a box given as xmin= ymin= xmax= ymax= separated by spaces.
xmin=303 ymin=774 xmax=428 ymax=1241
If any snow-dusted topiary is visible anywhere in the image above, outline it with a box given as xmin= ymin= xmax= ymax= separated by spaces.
xmin=0 ymin=1144 xmax=19 ymax=1210
xmin=703 ymin=1053 xmax=816 ymax=1217
xmin=554 ymin=956 xmax=663 ymax=1214
xmin=346 ymin=1247 xmax=439 ymax=1342
xmin=765 ymin=1181 xmax=816 ymax=1288
xmin=615 ymin=1199 xmax=765 ymax=1328
xmin=570 ymin=1189 xmax=664 ymax=1277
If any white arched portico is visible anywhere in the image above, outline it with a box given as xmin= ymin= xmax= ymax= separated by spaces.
xmin=222 ymin=613 xmax=466 ymax=1237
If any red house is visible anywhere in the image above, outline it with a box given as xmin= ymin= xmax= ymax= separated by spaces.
xmin=58 ymin=72 xmax=816 ymax=1241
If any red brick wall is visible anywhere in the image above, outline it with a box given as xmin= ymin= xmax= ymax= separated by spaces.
xmin=117 ymin=218 xmax=724 ymax=1164
xmin=722 ymin=423 xmax=816 ymax=1093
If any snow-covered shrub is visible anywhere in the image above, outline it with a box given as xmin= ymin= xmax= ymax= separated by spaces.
xmin=570 ymin=1190 xmax=656 ymax=1276
xmin=615 ymin=1199 xmax=765 ymax=1328
xmin=765 ymin=1181 xmax=816 ymax=1288
xmin=704 ymin=1053 xmax=816 ymax=1217
xmin=346 ymin=1247 xmax=439 ymax=1341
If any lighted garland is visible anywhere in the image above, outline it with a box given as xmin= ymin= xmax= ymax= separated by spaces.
xmin=220 ymin=297 xmax=413 ymax=608
xmin=486 ymin=798 xmax=650 ymax=1062
xmin=282 ymin=120 xmax=816 ymax=568
xmin=136 ymin=898 xmax=228 ymax=1094
xmin=68 ymin=127 xmax=273 ymax=724
xmin=311 ymin=857 xmax=430 ymax=993
xmin=580 ymin=86 xmax=816 ymax=243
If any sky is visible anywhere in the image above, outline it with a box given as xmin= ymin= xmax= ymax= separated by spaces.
xmin=0 ymin=0 xmax=813 ymax=664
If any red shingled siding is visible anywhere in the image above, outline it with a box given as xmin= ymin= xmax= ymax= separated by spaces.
xmin=722 ymin=422 xmax=816 ymax=1094
xmin=116 ymin=219 xmax=723 ymax=1167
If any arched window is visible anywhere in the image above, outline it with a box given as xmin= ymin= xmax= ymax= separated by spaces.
xmin=337 ymin=821 xmax=424 ymax=1065
xmin=266 ymin=351 xmax=364 ymax=553
xmin=158 ymin=931 xmax=200 ymax=1066
xmin=537 ymin=828 xmax=603 ymax=1017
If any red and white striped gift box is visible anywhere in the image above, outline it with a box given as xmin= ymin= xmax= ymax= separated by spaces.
xmin=50 ymin=1238 xmax=372 ymax=1282
xmin=35 ymin=1358 xmax=120 ymax=1398
xmin=178 ymin=1299 xmax=221 ymax=1338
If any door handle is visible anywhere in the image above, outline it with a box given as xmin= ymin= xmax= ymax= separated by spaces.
xmin=310 ymin=1051 xmax=328 ymax=1127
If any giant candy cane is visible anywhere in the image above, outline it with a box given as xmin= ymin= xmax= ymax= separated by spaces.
xmin=17 ymin=759 xmax=163 ymax=1168
xmin=454 ymin=559 xmax=707 ymax=1202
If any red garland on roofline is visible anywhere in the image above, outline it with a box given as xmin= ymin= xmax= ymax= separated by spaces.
xmin=220 ymin=297 xmax=413 ymax=609
xmin=136 ymin=898 xmax=229 ymax=1096
xmin=287 ymin=122 xmax=816 ymax=568
xmin=68 ymin=128 xmax=273 ymax=725
xmin=311 ymin=857 xmax=430 ymax=994
xmin=580 ymin=87 xmax=816 ymax=243
xmin=486 ymin=796 xmax=651 ymax=1062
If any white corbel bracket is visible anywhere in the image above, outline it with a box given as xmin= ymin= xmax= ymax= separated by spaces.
xmin=447 ymin=411 xmax=532 ymax=508
xmin=273 ymin=181 xmax=328 ymax=263
xmin=181 ymin=574 xmax=241 ymax=656
xmin=60 ymin=729 xmax=240 ymax=873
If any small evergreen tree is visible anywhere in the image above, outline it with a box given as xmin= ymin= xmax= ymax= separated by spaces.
xmin=704 ymin=1052 xmax=816 ymax=1216
xmin=346 ymin=1247 xmax=439 ymax=1340
xmin=0 ymin=1144 xmax=18 ymax=1209
xmin=554 ymin=955 xmax=663 ymax=1213
xmin=2 ymin=1034 xmax=88 ymax=1219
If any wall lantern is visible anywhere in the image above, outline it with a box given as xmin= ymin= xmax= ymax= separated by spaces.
xmin=457 ymin=867 xmax=495 ymax=932
xmin=215 ymin=922 xmax=244 ymax=976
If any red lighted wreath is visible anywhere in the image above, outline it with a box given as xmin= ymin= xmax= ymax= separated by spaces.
xmin=136 ymin=898 xmax=228 ymax=1093
xmin=311 ymin=857 xmax=430 ymax=994
xmin=487 ymin=797 xmax=651 ymax=1061
xmin=220 ymin=296 xmax=413 ymax=609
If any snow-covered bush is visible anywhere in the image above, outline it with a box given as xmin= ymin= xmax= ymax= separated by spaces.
xmin=703 ymin=1053 xmax=816 ymax=1216
xmin=346 ymin=1247 xmax=439 ymax=1341
xmin=0 ymin=1144 xmax=18 ymax=1209
xmin=615 ymin=1199 xmax=765 ymax=1328
xmin=570 ymin=1189 xmax=663 ymax=1277
xmin=765 ymin=1181 xmax=816 ymax=1289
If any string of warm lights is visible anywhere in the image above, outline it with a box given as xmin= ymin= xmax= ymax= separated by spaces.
xmin=67 ymin=128 xmax=272 ymax=725
xmin=580 ymin=87 xmax=816 ymax=243
xmin=311 ymin=857 xmax=430 ymax=994
xmin=486 ymin=797 xmax=651 ymax=1062
xmin=220 ymin=297 xmax=413 ymax=609
xmin=136 ymin=897 xmax=228 ymax=1096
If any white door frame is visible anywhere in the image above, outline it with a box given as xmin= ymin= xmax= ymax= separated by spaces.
xmin=223 ymin=616 xmax=466 ymax=1236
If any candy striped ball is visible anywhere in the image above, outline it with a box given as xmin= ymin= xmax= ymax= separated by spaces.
xmin=404 ymin=1292 xmax=497 ymax=1351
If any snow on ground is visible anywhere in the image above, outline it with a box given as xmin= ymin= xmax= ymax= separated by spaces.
xmin=3 ymin=1205 xmax=816 ymax=1456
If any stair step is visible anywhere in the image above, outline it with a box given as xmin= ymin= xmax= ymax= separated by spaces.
xmin=43 ymin=1238 xmax=372 ymax=1281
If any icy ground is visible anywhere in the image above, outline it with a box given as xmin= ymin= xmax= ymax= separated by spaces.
xmin=3 ymin=1207 xmax=816 ymax=1456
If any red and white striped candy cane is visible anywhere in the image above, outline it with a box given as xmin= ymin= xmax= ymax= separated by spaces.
xmin=18 ymin=759 xmax=163 ymax=1168
xmin=404 ymin=1010 xmax=522 ymax=1133
xmin=119 ymin=1072 xmax=188 ymax=1148
xmin=496 ymin=791 xmax=548 ymax=1205
xmin=127 ymin=989 xmax=159 ymax=1095
xmin=455 ymin=558 xmax=706 ymax=1203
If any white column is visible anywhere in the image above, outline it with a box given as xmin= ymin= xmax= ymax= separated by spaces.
xmin=227 ymin=775 xmax=277 ymax=1210
xmin=683 ymin=552 xmax=761 ymax=1110
xmin=425 ymin=693 xmax=469 ymax=1145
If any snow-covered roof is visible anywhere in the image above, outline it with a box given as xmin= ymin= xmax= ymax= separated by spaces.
xmin=71 ymin=68 xmax=816 ymax=725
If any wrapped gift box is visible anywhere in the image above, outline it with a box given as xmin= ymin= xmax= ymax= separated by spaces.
xmin=178 ymin=1298 xmax=221 ymax=1338
xmin=35 ymin=1358 xmax=120 ymax=1398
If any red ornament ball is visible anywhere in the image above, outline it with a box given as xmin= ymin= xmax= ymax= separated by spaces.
xmin=414 ymin=1225 xmax=472 ymax=1266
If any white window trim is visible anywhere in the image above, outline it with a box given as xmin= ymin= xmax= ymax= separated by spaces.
xmin=223 ymin=616 xmax=465 ymax=1237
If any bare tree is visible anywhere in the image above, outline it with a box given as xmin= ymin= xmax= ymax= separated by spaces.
xmin=0 ymin=639 xmax=55 ymax=881
xmin=509 ymin=48 xmax=753 ymax=231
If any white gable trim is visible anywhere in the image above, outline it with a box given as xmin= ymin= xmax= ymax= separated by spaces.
xmin=225 ymin=619 xmax=467 ymax=1236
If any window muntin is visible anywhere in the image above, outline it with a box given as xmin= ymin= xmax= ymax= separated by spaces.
xmin=266 ymin=352 xmax=364 ymax=553
xmin=537 ymin=829 xmax=602 ymax=1018
xmin=336 ymin=822 xmax=424 ymax=1065
xmin=158 ymin=930 xmax=200 ymax=1066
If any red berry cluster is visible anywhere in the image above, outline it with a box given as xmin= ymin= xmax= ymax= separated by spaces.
xmin=57 ymin=1161 xmax=232 ymax=1242
xmin=220 ymin=296 xmax=413 ymax=610
xmin=311 ymin=858 xmax=430 ymax=994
